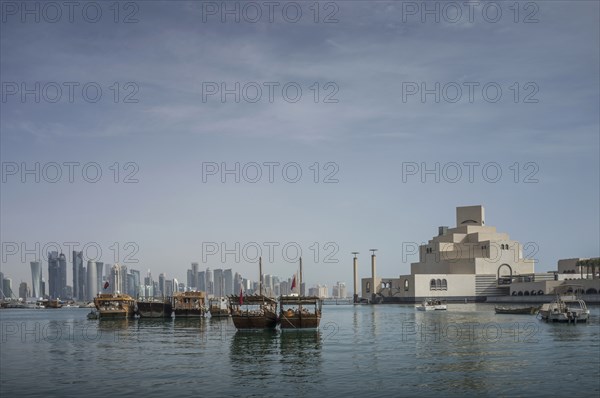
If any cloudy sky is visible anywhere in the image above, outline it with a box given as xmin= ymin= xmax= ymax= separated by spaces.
xmin=1 ymin=1 xmax=598 ymax=290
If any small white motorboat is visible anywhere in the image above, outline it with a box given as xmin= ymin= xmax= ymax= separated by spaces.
xmin=539 ymin=286 xmax=589 ymax=323
xmin=417 ymin=298 xmax=447 ymax=311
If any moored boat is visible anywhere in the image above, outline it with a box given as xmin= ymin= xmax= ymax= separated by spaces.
xmin=279 ymin=296 xmax=322 ymax=329
xmin=495 ymin=306 xmax=539 ymax=315
xmin=228 ymin=257 xmax=278 ymax=330
xmin=137 ymin=298 xmax=173 ymax=318
xmin=93 ymin=293 xmax=136 ymax=319
xmin=539 ymin=286 xmax=590 ymax=323
xmin=229 ymin=294 xmax=278 ymax=329
xmin=279 ymin=258 xmax=322 ymax=330
xmin=416 ymin=298 xmax=447 ymax=311
xmin=209 ymin=297 xmax=231 ymax=318
xmin=173 ymin=291 xmax=207 ymax=317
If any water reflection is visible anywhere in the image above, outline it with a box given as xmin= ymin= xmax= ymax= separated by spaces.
xmin=230 ymin=330 xmax=279 ymax=385
xmin=279 ymin=330 xmax=323 ymax=390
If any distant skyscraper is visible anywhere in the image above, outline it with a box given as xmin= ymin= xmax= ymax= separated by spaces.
xmin=110 ymin=264 xmax=127 ymax=294
xmin=59 ymin=252 xmax=67 ymax=297
xmin=19 ymin=282 xmax=30 ymax=299
xmin=72 ymin=251 xmax=83 ymax=299
xmin=96 ymin=262 xmax=104 ymax=293
xmin=205 ymin=268 xmax=213 ymax=295
xmin=213 ymin=269 xmax=223 ymax=297
xmin=78 ymin=258 xmax=86 ymax=300
xmin=198 ymin=271 xmax=206 ymax=292
xmin=191 ymin=262 xmax=199 ymax=289
xmin=224 ymin=269 xmax=233 ymax=296
xmin=2 ymin=278 xmax=13 ymax=299
xmin=130 ymin=269 xmax=141 ymax=297
xmin=187 ymin=269 xmax=193 ymax=290
xmin=30 ymin=261 xmax=42 ymax=298
xmin=158 ymin=273 xmax=166 ymax=297
xmin=87 ymin=260 xmax=98 ymax=300
xmin=48 ymin=251 xmax=67 ymax=298
xmin=233 ymin=272 xmax=241 ymax=295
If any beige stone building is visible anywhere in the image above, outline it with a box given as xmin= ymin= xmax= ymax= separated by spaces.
xmin=361 ymin=205 xmax=599 ymax=303
xmin=363 ymin=205 xmax=537 ymax=302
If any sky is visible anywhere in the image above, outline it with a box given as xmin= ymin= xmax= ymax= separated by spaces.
xmin=1 ymin=0 xmax=599 ymax=291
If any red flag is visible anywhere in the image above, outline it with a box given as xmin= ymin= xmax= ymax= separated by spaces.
xmin=291 ymin=274 xmax=296 ymax=291
xmin=103 ymin=281 xmax=109 ymax=290
xmin=239 ymin=286 xmax=243 ymax=305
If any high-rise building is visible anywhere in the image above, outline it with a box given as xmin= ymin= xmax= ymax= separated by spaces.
xmin=165 ymin=279 xmax=174 ymax=297
xmin=78 ymin=259 xmax=86 ymax=300
xmin=110 ymin=264 xmax=127 ymax=294
xmin=213 ymin=269 xmax=223 ymax=297
xmin=48 ymin=251 xmax=67 ymax=299
xmin=96 ymin=261 xmax=105 ymax=293
xmin=0 ymin=272 xmax=4 ymax=299
xmin=191 ymin=262 xmax=199 ymax=289
xmin=205 ymin=268 xmax=213 ymax=295
xmin=198 ymin=271 xmax=206 ymax=292
xmin=2 ymin=278 xmax=13 ymax=299
xmin=87 ymin=260 xmax=98 ymax=300
xmin=187 ymin=269 xmax=193 ymax=290
xmin=333 ymin=282 xmax=347 ymax=298
xmin=30 ymin=261 xmax=42 ymax=299
xmin=48 ymin=251 xmax=59 ymax=298
xmin=233 ymin=272 xmax=242 ymax=295
xmin=223 ymin=269 xmax=233 ymax=296
xmin=126 ymin=273 xmax=136 ymax=297
xmin=130 ymin=269 xmax=141 ymax=297
xmin=19 ymin=282 xmax=30 ymax=299
xmin=72 ymin=251 xmax=83 ymax=299
xmin=59 ymin=252 xmax=67 ymax=297
xmin=158 ymin=273 xmax=166 ymax=297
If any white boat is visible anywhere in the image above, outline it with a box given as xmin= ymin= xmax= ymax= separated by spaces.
xmin=539 ymin=287 xmax=590 ymax=323
xmin=416 ymin=298 xmax=447 ymax=311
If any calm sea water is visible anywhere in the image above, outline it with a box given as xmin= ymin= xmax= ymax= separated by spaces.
xmin=1 ymin=304 xmax=599 ymax=397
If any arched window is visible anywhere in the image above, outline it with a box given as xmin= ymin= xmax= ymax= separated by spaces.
xmin=404 ymin=279 xmax=409 ymax=291
xmin=436 ymin=279 xmax=442 ymax=290
xmin=524 ymin=291 xmax=530 ymax=296
xmin=441 ymin=279 xmax=447 ymax=291
xmin=586 ymin=288 xmax=598 ymax=294
xmin=538 ymin=290 xmax=544 ymax=295
xmin=517 ymin=291 xmax=523 ymax=296
xmin=531 ymin=290 xmax=536 ymax=296
xmin=512 ymin=291 xmax=517 ymax=296
xmin=430 ymin=279 xmax=436 ymax=290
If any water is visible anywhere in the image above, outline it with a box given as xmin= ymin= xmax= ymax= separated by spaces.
xmin=1 ymin=304 xmax=599 ymax=397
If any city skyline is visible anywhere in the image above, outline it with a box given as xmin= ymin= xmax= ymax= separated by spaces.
xmin=1 ymin=2 xmax=598 ymax=297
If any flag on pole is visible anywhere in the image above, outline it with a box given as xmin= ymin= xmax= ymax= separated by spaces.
xmin=103 ymin=281 xmax=109 ymax=290
xmin=239 ymin=286 xmax=243 ymax=305
xmin=291 ymin=274 xmax=296 ymax=291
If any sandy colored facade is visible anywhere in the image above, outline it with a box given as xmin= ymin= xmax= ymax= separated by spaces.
xmin=362 ymin=205 xmax=538 ymax=302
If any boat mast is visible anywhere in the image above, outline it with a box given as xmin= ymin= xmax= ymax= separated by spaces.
xmin=299 ymin=257 xmax=303 ymax=297
xmin=259 ymin=256 xmax=263 ymax=296
xmin=299 ymin=257 xmax=303 ymax=313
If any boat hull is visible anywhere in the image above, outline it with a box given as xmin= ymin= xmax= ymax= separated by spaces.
xmin=231 ymin=312 xmax=278 ymax=329
xmin=495 ymin=306 xmax=538 ymax=315
xmin=279 ymin=314 xmax=320 ymax=329
xmin=174 ymin=309 xmax=205 ymax=318
xmin=209 ymin=309 xmax=231 ymax=318
xmin=137 ymin=302 xmax=173 ymax=318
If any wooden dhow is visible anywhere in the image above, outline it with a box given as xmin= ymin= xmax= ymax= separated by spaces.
xmin=229 ymin=257 xmax=278 ymax=330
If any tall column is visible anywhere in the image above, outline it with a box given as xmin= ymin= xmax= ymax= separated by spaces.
xmin=352 ymin=252 xmax=359 ymax=304
xmin=370 ymin=249 xmax=377 ymax=303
